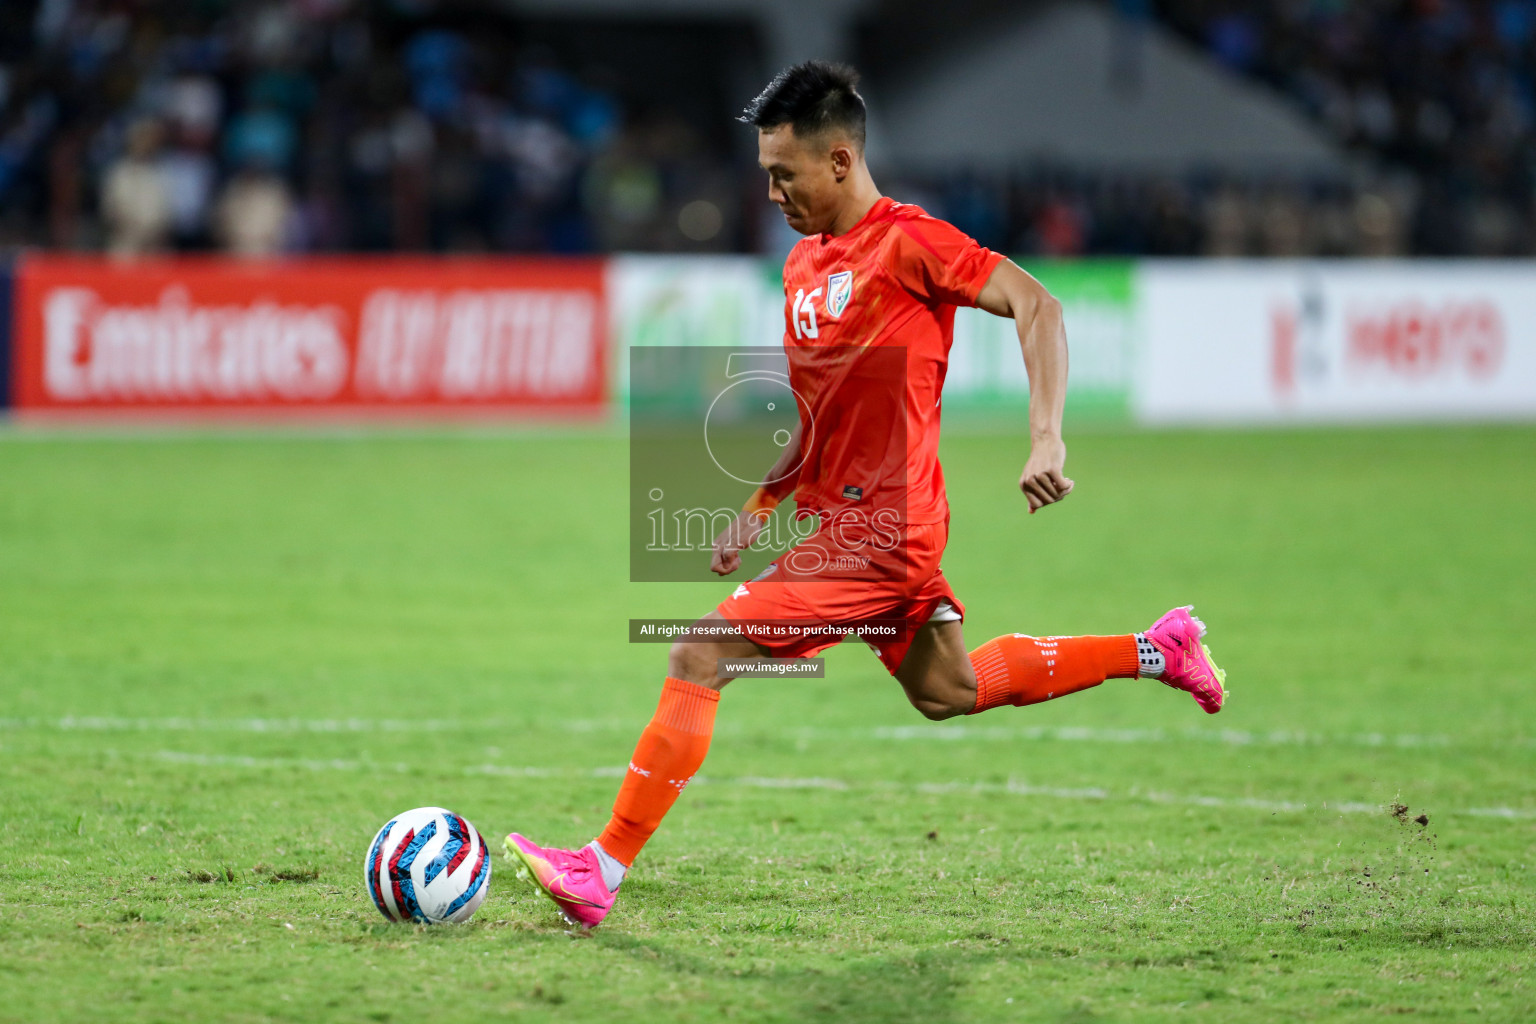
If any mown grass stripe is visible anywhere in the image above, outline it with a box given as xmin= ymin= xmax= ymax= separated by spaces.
xmin=6 ymin=715 xmax=1527 ymax=751
xmin=142 ymin=749 xmax=1536 ymax=820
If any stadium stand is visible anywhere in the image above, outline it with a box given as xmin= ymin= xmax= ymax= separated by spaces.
xmin=1156 ymin=0 xmax=1536 ymax=256
xmin=0 ymin=0 xmax=1529 ymax=257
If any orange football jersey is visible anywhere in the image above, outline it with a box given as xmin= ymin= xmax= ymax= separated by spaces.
xmin=781 ymin=197 xmax=1005 ymax=526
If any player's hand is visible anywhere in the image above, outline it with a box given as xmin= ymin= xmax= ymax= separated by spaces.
xmin=710 ymin=510 xmax=767 ymax=575
xmin=1019 ymin=436 xmax=1074 ymax=513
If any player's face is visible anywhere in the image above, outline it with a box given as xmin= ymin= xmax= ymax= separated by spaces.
xmin=757 ymin=125 xmax=841 ymax=235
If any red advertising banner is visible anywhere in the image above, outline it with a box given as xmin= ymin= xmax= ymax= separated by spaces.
xmin=12 ymin=256 xmax=607 ymax=418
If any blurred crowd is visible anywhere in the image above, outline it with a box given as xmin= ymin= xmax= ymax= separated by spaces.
xmin=1154 ymin=0 xmax=1536 ymax=255
xmin=889 ymin=170 xmax=1416 ymax=257
xmin=0 ymin=0 xmax=747 ymax=258
xmin=900 ymin=0 xmax=1536 ymax=259
xmin=0 ymin=0 xmax=1532 ymax=258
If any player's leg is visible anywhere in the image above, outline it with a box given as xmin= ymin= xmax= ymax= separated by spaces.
xmin=894 ymin=608 xmax=1226 ymax=719
xmin=505 ymin=613 xmax=768 ymax=928
xmin=892 ymin=618 xmax=977 ymax=720
xmin=587 ymin=613 xmax=763 ymax=875
xmin=896 ymin=616 xmax=1143 ymax=719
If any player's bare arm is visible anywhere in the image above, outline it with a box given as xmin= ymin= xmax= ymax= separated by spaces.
xmin=710 ymin=423 xmax=803 ymax=576
xmin=976 ymin=260 xmax=1073 ymax=513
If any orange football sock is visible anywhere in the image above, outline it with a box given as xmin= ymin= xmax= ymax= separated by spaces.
xmin=595 ymin=677 xmax=719 ymax=866
xmin=966 ymin=633 xmax=1140 ymax=714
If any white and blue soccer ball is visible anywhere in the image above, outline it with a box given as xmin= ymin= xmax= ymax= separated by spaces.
xmin=364 ymin=807 xmax=492 ymax=924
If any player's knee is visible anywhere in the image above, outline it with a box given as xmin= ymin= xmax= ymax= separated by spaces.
xmin=907 ymin=673 xmax=976 ymax=721
xmin=914 ymin=698 xmax=969 ymax=721
xmin=912 ymin=698 xmax=957 ymax=721
xmin=909 ymin=688 xmax=972 ymax=721
xmin=666 ymin=640 xmax=729 ymax=692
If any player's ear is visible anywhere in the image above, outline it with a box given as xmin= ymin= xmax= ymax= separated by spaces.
xmin=830 ymin=142 xmax=854 ymax=182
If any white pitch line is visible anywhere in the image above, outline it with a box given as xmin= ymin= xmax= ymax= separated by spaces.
xmin=734 ymin=775 xmax=851 ymax=790
xmin=2 ymin=716 xmax=1523 ymax=753
xmin=154 ymin=750 xmax=414 ymax=774
xmin=844 ymin=724 xmax=1467 ymax=750
xmin=0 ymin=716 xmax=468 ymax=734
xmin=137 ymin=750 xmax=1536 ymax=821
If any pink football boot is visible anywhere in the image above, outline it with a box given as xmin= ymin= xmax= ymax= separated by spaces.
xmin=1145 ymin=606 xmax=1227 ymax=714
xmin=504 ymin=833 xmax=616 ymax=929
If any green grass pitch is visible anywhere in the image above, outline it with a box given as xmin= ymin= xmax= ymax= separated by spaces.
xmin=0 ymin=424 xmax=1532 ymax=1023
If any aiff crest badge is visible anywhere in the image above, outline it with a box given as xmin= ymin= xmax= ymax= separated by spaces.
xmin=825 ymin=271 xmax=853 ymax=319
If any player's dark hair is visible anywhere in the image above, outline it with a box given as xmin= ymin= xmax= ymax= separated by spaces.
xmin=740 ymin=60 xmax=867 ymax=150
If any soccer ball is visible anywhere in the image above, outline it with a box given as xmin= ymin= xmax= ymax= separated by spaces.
xmin=364 ymin=807 xmax=492 ymax=924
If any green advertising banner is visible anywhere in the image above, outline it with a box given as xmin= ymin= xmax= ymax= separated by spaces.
xmin=609 ymin=256 xmax=1134 ymax=423
xmin=946 ymin=260 xmax=1134 ymax=422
